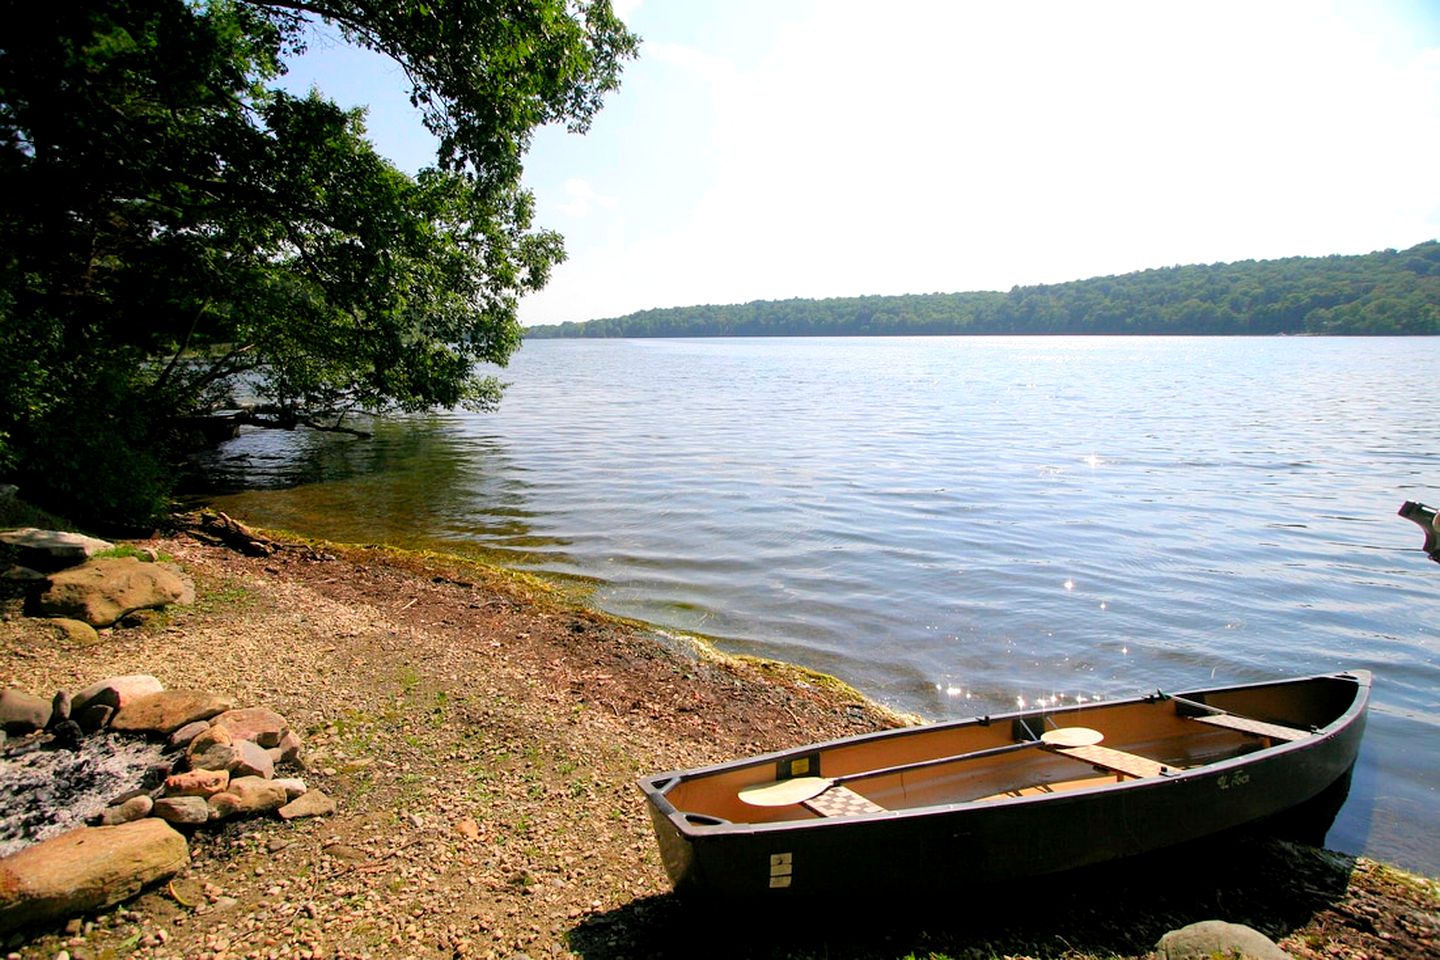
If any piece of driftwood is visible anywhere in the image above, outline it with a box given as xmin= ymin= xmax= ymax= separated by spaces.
xmin=188 ymin=511 xmax=278 ymax=557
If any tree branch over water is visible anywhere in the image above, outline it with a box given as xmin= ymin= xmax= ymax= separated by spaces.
xmin=0 ymin=0 xmax=638 ymax=525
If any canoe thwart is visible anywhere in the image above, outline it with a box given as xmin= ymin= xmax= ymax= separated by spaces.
xmin=802 ymin=785 xmax=887 ymax=818
xmin=1188 ymin=712 xmax=1310 ymax=742
xmin=1047 ymin=743 xmax=1172 ymax=779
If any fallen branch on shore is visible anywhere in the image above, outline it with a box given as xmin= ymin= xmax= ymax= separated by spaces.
xmin=181 ymin=511 xmax=330 ymax=562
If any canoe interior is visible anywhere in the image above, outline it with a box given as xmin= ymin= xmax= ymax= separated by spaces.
xmin=653 ymin=673 xmax=1363 ymax=827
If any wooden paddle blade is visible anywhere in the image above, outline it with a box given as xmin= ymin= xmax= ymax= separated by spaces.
xmin=1040 ymin=726 xmax=1104 ymax=747
xmin=738 ymin=776 xmax=832 ymax=807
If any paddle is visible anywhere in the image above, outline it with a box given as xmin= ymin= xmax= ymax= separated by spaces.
xmin=738 ymin=727 xmax=1103 ymax=806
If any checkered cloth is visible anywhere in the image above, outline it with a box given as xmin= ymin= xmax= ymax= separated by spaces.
xmin=802 ymin=784 xmax=886 ymax=817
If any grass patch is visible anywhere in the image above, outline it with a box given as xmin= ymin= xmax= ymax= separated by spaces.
xmin=189 ymin=576 xmax=255 ymax=614
xmin=93 ymin=543 xmax=175 ymax=563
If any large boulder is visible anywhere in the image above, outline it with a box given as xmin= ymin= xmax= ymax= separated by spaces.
xmin=1155 ymin=920 xmax=1291 ymax=960
xmin=0 ymin=819 xmax=189 ymax=933
xmin=71 ymin=675 xmax=165 ymax=716
xmin=111 ymin=690 xmax=235 ymax=735
xmin=0 ymin=528 xmax=113 ymax=571
xmin=36 ymin=557 xmax=194 ymax=628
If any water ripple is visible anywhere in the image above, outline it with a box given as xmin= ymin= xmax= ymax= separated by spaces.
xmin=203 ymin=336 xmax=1440 ymax=873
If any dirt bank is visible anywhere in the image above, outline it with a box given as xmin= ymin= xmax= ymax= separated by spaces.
xmin=1 ymin=531 xmax=1435 ymax=959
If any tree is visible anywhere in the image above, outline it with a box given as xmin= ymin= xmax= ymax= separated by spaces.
xmin=0 ymin=0 xmax=637 ymax=526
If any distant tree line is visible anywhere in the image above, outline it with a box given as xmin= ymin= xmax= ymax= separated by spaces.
xmin=526 ymin=241 xmax=1440 ymax=339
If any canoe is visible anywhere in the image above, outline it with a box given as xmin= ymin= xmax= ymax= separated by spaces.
xmin=638 ymin=670 xmax=1370 ymax=897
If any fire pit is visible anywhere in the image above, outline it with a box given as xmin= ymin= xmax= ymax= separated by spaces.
xmin=0 ymin=731 xmax=170 ymax=857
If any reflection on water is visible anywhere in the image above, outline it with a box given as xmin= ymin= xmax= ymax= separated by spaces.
xmin=193 ymin=418 xmax=570 ymax=566
xmin=199 ymin=336 xmax=1440 ymax=875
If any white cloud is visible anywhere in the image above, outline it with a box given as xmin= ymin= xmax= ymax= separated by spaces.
xmin=555 ymin=178 xmax=619 ymax=218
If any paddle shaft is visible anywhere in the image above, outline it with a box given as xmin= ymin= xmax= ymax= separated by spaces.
xmin=742 ymin=734 xmax=1079 ymax=806
xmin=1164 ymin=693 xmax=1239 ymax=717
xmin=830 ymin=738 xmax=1041 ymax=787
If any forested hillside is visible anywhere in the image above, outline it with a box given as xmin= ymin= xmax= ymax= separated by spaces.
xmin=527 ymin=241 xmax=1440 ymax=338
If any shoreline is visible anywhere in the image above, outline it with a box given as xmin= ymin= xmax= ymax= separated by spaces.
xmin=1 ymin=526 xmax=1435 ymax=958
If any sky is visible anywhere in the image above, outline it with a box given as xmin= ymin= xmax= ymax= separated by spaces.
xmin=280 ymin=0 xmax=1440 ymax=326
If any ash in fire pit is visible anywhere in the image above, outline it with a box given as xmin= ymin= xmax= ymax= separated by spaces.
xmin=0 ymin=731 xmax=170 ymax=857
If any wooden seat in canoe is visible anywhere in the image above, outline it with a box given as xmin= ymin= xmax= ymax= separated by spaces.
xmin=1188 ymin=712 xmax=1309 ymax=742
xmin=1047 ymin=743 xmax=1173 ymax=780
xmin=801 ymin=784 xmax=887 ymax=818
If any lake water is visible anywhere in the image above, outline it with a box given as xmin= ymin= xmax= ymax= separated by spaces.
xmin=201 ymin=336 xmax=1440 ymax=874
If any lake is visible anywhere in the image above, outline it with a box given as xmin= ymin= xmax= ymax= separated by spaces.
xmin=201 ymin=336 xmax=1440 ymax=874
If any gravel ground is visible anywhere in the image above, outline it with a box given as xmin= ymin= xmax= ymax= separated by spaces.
xmin=1 ymin=532 xmax=1435 ymax=960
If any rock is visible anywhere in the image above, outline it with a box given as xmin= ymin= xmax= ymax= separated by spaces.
xmin=141 ymin=760 xmax=175 ymax=791
xmin=231 ymin=740 xmax=274 ymax=780
xmin=151 ymin=796 xmax=210 ymax=825
xmin=278 ymin=789 xmax=335 ymax=821
xmin=0 ymin=528 xmax=113 ymax=571
xmin=210 ymin=707 xmax=289 ymax=748
xmin=124 ymin=794 xmax=156 ymax=819
xmin=49 ymin=719 xmax=83 ymax=750
xmin=206 ymin=793 xmax=242 ymax=821
xmin=164 ymin=769 xmax=229 ymax=798
xmin=35 ymin=557 xmax=193 ymax=627
xmin=0 ymin=819 xmax=188 ymax=933
xmin=223 ymin=776 xmax=288 ymax=815
xmin=48 ymin=691 xmax=71 ymax=727
xmin=75 ymin=703 xmax=114 ymax=733
xmin=71 ymin=675 xmax=164 ymax=715
xmin=266 ymin=729 xmax=304 ymax=768
xmin=99 ymin=793 xmax=157 ymax=826
xmin=116 ymin=609 xmax=162 ymax=629
xmin=187 ymin=725 xmax=242 ymax=771
xmin=168 ymin=720 xmax=210 ymax=749
xmin=41 ymin=617 xmax=102 ymax=646
xmin=1155 ymin=920 xmax=1292 ymax=960
xmin=111 ymin=690 xmax=235 ymax=735
xmin=0 ymin=688 xmax=52 ymax=734
xmin=273 ymin=778 xmax=307 ymax=800
xmin=1 ymin=565 xmax=47 ymax=582
xmin=321 ymin=843 xmax=367 ymax=862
